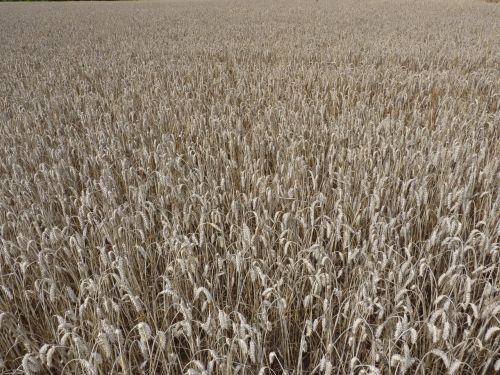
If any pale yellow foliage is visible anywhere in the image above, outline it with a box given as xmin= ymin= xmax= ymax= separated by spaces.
xmin=0 ymin=0 xmax=499 ymax=374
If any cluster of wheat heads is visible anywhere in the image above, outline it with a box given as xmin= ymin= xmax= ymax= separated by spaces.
xmin=0 ymin=0 xmax=499 ymax=374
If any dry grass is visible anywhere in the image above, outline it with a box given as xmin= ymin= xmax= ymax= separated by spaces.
xmin=0 ymin=0 xmax=499 ymax=374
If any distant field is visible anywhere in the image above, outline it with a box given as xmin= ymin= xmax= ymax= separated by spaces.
xmin=0 ymin=0 xmax=122 ymax=1
xmin=0 ymin=0 xmax=499 ymax=374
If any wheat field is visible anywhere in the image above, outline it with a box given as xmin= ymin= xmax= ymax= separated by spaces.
xmin=0 ymin=0 xmax=499 ymax=374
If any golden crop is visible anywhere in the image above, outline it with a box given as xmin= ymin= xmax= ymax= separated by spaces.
xmin=0 ymin=0 xmax=499 ymax=374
